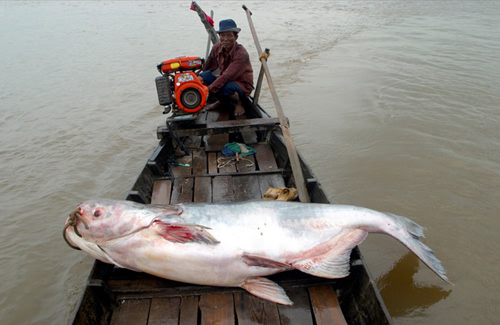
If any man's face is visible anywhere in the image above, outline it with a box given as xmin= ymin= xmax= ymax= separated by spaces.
xmin=219 ymin=32 xmax=238 ymax=51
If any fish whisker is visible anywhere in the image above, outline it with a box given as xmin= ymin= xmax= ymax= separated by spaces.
xmin=62 ymin=223 xmax=81 ymax=250
xmin=62 ymin=209 xmax=90 ymax=250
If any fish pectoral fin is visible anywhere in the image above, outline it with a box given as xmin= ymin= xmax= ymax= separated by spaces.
xmin=98 ymin=246 xmax=142 ymax=272
xmin=293 ymin=229 xmax=368 ymax=278
xmin=241 ymin=277 xmax=293 ymax=305
xmin=153 ymin=221 xmax=220 ymax=245
xmin=241 ymin=253 xmax=292 ymax=270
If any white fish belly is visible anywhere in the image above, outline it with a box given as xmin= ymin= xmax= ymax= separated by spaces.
xmin=97 ymin=226 xmax=291 ymax=287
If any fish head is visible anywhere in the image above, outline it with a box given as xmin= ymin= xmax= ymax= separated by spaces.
xmin=66 ymin=199 xmax=162 ymax=244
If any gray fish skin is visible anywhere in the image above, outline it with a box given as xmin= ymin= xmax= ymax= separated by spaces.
xmin=65 ymin=199 xmax=449 ymax=305
xmin=179 ymin=201 xmax=448 ymax=281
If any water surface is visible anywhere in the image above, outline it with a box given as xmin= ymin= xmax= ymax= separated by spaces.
xmin=0 ymin=1 xmax=499 ymax=323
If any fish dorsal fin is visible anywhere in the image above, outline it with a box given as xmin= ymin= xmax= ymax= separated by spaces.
xmin=153 ymin=221 xmax=220 ymax=245
xmin=241 ymin=277 xmax=293 ymax=305
xmin=293 ymin=229 xmax=368 ymax=278
xmin=148 ymin=204 xmax=183 ymax=217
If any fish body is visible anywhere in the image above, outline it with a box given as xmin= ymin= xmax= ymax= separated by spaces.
xmin=64 ymin=199 xmax=448 ymax=304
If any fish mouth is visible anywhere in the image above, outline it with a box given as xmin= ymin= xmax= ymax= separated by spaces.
xmin=63 ymin=207 xmax=90 ymax=250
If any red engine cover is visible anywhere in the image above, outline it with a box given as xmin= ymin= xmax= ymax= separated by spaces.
xmin=159 ymin=56 xmax=204 ymax=73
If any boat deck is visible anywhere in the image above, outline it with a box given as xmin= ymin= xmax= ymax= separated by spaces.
xmin=103 ymin=110 xmax=348 ymax=324
xmin=71 ymin=109 xmax=391 ymax=325
xmin=107 ymin=278 xmax=346 ymax=325
xmin=151 ymin=142 xmax=286 ymax=204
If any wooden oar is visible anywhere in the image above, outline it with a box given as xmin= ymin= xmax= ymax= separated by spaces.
xmin=242 ymin=5 xmax=310 ymax=203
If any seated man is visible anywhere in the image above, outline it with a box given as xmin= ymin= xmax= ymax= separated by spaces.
xmin=199 ymin=19 xmax=254 ymax=117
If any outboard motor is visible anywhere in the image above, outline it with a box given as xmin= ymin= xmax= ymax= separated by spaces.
xmin=156 ymin=56 xmax=209 ymax=114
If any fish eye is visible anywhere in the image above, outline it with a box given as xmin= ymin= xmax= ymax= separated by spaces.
xmin=93 ymin=208 xmax=103 ymax=217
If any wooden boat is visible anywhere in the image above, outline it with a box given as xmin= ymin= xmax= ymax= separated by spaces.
xmin=70 ymin=3 xmax=392 ymax=323
xmin=70 ymin=95 xmax=392 ymax=324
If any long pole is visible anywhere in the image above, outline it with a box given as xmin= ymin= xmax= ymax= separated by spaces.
xmin=242 ymin=5 xmax=310 ymax=203
xmin=192 ymin=1 xmax=219 ymax=45
xmin=252 ymin=48 xmax=268 ymax=106
xmin=204 ymin=10 xmax=214 ymax=60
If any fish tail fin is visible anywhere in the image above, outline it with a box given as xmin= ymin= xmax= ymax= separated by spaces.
xmin=384 ymin=213 xmax=450 ymax=283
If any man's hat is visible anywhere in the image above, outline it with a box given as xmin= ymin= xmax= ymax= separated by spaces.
xmin=216 ymin=19 xmax=241 ymax=34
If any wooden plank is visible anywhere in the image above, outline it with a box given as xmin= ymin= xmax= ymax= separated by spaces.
xmin=194 ymin=177 xmax=212 ymax=203
xmin=158 ymin=117 xmax=280 ymax=138
xmin=205 ymin=133 xmax=229 ymax=152
xmin=241 ymin=129 xmax=258 ymax=144
xmin=151 ymin=180 xmax=172 ymax=205
xmin=192 ymin=149 xmax=207 ymax=175
xmin=233 ymin=175 xmax=262 ymax=201
xmin=110 ymin=280 xmax=252 ymax=299
xmin=148 ymin=297 xmax=181 ymax=325
xmin=234 ymin=292 xmax=281 ymax=325
xmin=254 ymin=143 xmax=278 ymax=171
xmin=170 ymin=177 xmax=194 ymax=204
xmin=147 ymin=142 xmax=167 ymax=163
xmin=110 ymin=299 xmax=151 ymax=325
xmin=171 ymin=153 xmax=192 ymax=177
xmin=217 ymin=152 xmax=237 ymax=174
xmin=213 ymin=108 xmax=230 ymax=122
xmin=111 ymin=274 xmax=341 ymax=300
xmin=309 ymin=285 xmax=347 ymax=325
xmin=236 ymin=154 xmax=256 ymax=173
xmin=183 ymin=135 xmax=202 ymax=149
xmin=277 ymin=288 xmax=314 ymax=325
xmin=153 ymin=169 xmax=283 ymax=180
xmin=212 ymin=176 xmax=234 ymax=203
xmin=195 ymin=109 xmax=208 ymax=125
xmin=204 ymin=110 xmax=230 ymax=151
xmin=257 ymin=174 xmax=286 ymax=198
xmin=158 ymin=124 xmax=276 ymax=138
xmin=179 ymin=296 xmax=199 ymax=325
xmin=208 ymin=152 xmax=218 ymax=174
xmin=199 ymin=293 xmax=235 ymax=325
xmin=206 ymin=117 xmax=280 ymax=129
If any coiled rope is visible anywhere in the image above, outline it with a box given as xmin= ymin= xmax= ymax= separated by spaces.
xmin=217 ymin=156 xmax=255 ymax=169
